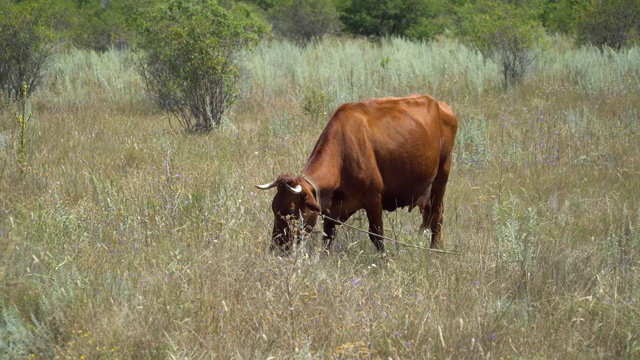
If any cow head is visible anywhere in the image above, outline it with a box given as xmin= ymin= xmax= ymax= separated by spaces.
xmin=256 ymin=175 xmax=320 ymax=252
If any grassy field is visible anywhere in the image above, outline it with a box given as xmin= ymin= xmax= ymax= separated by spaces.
xmin=1 ymin=36 xmax=639 ymax=359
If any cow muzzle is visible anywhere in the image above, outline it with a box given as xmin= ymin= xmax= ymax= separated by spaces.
xmin=271 ymin=212 xmax=316 ymax=253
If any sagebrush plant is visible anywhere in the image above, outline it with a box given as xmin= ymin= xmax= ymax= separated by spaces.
xmin=0 ymin=36 xmax=639 ymax=358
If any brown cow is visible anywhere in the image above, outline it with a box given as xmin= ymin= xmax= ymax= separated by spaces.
xmin=257 ymin=94 xmax=457 ymax=254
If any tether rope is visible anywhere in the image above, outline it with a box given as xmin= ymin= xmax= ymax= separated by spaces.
xmin=319 ymin=213 xmax=460 ymax=255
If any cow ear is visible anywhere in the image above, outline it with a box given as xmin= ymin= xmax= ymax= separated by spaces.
xmin=303 ymin=191 xmax=321 ymax=213
xmin=305 ymin=199 xmax=321 ymax=213
xmin=300 ymin=181 xmax=321 ymax=212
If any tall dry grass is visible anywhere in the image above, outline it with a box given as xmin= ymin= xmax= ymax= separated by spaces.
xmin=1 ymin=37 xmax=639 ymax=359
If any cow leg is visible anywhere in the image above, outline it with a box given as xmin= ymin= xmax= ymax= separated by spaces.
xmin=423 ymin=200 xmax=444 ymax=249
xmin=365 ymin=198 xmax=385 ymax=254
xmin=423 ymin=157 xmax=452 ymax=249
xmin=322 ymin=217 xmax=338 ymax=251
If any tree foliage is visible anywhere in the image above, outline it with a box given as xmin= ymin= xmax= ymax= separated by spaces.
xmin=268 ymin=0 xmax=342 ymax=44
xmin=338 ymin=0 xmax=449 ymax=41
xmin=1 ymin=0 xmax=163 ymax=52
xmin=457 ymin=0 xmax=545 ymax=88
xmin=575 ymin=0 xmax=640 ymax=49
xmin=56 ymin=0 xmax=159 ymax=51
xmin=132 ymin=0 xmax=269 ymax=132
xmin=0 ymin=1 xmax=54 ymax=103
xmin=540 ymin=0 xmax=590 ymax=35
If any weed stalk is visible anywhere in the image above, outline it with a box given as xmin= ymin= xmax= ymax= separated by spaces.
xmin=15 ymin=83 xmax=31 ymax=173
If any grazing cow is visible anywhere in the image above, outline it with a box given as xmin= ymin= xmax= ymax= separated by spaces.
xmin=257 ymin=94 xmax=457 ymax=254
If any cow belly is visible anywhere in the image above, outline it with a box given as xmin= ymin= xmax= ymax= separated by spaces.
xmin=381 ymin=184 xmax=432 ymax=212
xmin=408 ymin=184 xmax=432 ymax=214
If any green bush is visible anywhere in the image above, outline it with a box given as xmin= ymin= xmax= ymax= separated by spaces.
xmin=268 ymin=0 xmax=342 ymax=44
xmin=132 ymin=0 xmax=269 ymax=132
xmin=457 ymin=0 xmax=545 ymax=89
xmin=576 ymin=0 xmax=640 ymax=49
xmin=302 ymin=86 xmax=332 ymax=122
xmin=540 ymin=0 xmax=590 ymax=35
xmin=338 ymin=0 xmax=448 ymax=41
xmin=0 ymin=1 xmax=54 ymax=103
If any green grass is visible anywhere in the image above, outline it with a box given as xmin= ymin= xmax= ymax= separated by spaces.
xmin=1 ymin=36 xmax=639 ymax=359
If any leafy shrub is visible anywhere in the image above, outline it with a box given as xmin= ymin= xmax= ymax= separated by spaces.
xmin=457 ymin=0 xmax=545 ymax=89
xmin=338 ymin=0 xmax=447 ymax=41
xmin=0 ymin=1 xmax=54 ymax=103
xmin=268 ymin=0 xmax=342 ymax=44
xmin=540 ymin=0 xmax=590 ymax=35
xmin=302 ymin=86 xmax=332 ymax=122
xmin=132 ymin=0 xmax=269 ymax=132
xmin=575 ymin=0 xmax=640 ymax=49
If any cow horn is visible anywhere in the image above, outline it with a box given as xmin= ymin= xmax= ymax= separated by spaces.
xmin=256 ymin=180 xmax=278 ymax=190
xmin=286 ymin=184 xmax=302 ymax=194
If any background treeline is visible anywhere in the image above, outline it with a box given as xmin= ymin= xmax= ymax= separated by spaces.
xmin=1 ymin=0 xmax=638 ymax=51
xmin=0 ymin=0 xmax=638 ymax=127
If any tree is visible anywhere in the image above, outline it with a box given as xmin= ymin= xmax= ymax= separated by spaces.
xmin=132 ymin=0 xmax=269 ymax=132
xmin=268 ymin=0 xmax=342 ymax=44
xmin=338 ymin=0 xmax=446 ymax=41
xmin=59 ymin=0 xmax=163 ymax=51
xmin=575 ymin=0 xmax=640 ymax=49
xmin=0 ymin=1 xmax=54 ymax=103
xmin=457 ymin=0 xmax=545 ymax=89
xmin=244 ymin=0 xmax=276 ymax=11
xmin=540 ymin=0 xmax=590 ymax=35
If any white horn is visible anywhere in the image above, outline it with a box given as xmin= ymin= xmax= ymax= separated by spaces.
xmin=286 ymin=184 xmax=302 ymax=194
xmin=256 ymin=180 xmax=278 ymax=190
